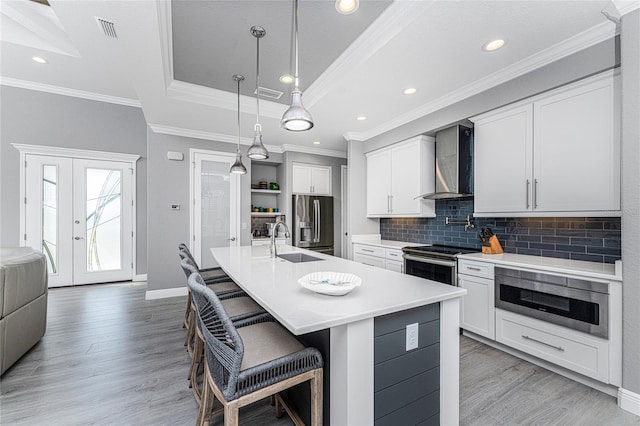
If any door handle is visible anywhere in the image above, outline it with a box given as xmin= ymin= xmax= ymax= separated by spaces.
xmin=526 ymin=180 xmax=530 ymax=209
xmin=534 ymin=179 xmax=539 ymax=209
xmin=228 ymin=237 xmax=236 ymax=242
xmin=74 ymin=236 xmax=84 ymax=240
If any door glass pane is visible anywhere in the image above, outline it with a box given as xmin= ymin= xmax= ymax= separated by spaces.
xmin=200 ymin=160 xmax=230 ymax=268
xmin=42 ymin=165 xmax=57 ymax=274
xmin=85 ymin=168 xmax=122 ymax=271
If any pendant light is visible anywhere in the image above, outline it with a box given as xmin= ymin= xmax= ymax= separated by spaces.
xmin=247 ymin=26 xmax=269 ymax=160
xmin=230 ymin=74 xmax=247 ymax=175
xmin=281 ymin=0 xmax=314 ymax=132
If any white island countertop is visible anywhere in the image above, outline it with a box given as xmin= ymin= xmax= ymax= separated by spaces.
xmin=211 ymin=245 xmax=466 ymax=335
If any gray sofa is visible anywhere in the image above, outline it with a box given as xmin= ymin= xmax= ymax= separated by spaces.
xmin=0 ymin=247 xmax=48 ymax=375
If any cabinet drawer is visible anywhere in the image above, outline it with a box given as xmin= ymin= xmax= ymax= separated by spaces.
xmin=354 ymin=253 xmax=386 ymax=269
xmin=385 ymin=248 xmax=403 ymax=261
xmin=458 ymin=259 xmax=494 ymax=278
xmin=353 ymin=244 xmax=385 ymax=258
xmin=495 ymin=309 xmax=609 ymax=382
xmin=385 ymin=259 xmax=403 ymax=273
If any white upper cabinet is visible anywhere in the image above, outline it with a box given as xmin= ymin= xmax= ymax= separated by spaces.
xmin=292 ymin=163 xmax=332 ymax=195
xmin=365 ymin=135 xmax=435 ymax=217
xmin=474 ymin=104 xmax=533 ymax=214
xmin=472 ymin=70 xmax=620 ymax=217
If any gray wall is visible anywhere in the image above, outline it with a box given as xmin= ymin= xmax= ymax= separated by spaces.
xmin=0 ymin=86 xmax=148 ymax=274
xmin=282 ymin=151 xmax=347 ymax=257
xmin=346 ymin=140 xmax=380 ymax=258
xmin=146 ymin=130 xmax=252 ymax=292
xmin=621 ymin=9 xmax=640 ymax=395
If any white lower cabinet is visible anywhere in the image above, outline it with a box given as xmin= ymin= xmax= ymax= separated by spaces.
xmin=352 ymin=244 xmax=404 ymax=272
xmin=458 ymin=260 xmax=495 ymax=339
xmin=495 ymin=308 xmax=609 ymax=383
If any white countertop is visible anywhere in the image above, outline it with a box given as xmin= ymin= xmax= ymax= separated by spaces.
xmin=211 ymin=245 xmax=466 ymax=335
xmin=458 ymin=252 xmax=621 ymax=281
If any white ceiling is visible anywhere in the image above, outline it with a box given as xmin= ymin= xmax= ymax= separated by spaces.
xmin=0 ymin=0 xmax=626 ymax=156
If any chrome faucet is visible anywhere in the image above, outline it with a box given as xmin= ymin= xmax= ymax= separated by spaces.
xmin=270 ymin=220 xmax=291 ymax=258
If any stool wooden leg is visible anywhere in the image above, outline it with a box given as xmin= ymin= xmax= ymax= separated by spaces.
xmin=183 ymin=289 xmax=191 ymax=329
xmin=189 ymin=330 xmax=204 ymax=403
xmin=224 ymin=401 xmax=239 ymax=426
xmin=310 ymin=369 xmax=323 ymax=426
xmin=198 ymin=364 xmax=214 ymax=426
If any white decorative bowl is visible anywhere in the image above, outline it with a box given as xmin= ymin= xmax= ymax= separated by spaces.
xmin=298 ymin=272 xmax=362 ymax=296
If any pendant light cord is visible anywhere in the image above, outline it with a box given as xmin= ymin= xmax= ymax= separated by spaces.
xmin=255 ymin=33 xmax=261 ymax=128
xmin=293 ymin=0 xmax=300 ymax=89
xmin=237 ymin=77 xmax=241 ymax=154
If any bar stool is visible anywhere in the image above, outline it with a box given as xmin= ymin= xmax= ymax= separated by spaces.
xmin=181 ymin=261 xmax=265 ymax=404
xmin=178 ymin=244 xmax=240 ymax=330
xmin=189 ymin=275 xmax=323 ymax=426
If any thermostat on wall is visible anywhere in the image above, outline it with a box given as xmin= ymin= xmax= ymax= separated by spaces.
xmin=171 ymin=204 xmax=180 ymax=210
xmin=167 ymin=151 xmax=184 ymax=161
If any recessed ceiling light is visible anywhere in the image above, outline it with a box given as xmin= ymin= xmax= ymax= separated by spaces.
xmin=32 ymin=56 xmax=47 ymax=64
xmin=482 ymin=39 xmax=505 ymax=52
xmin=356 ymin=115 xmax=367 ymax=121
xmin=403 ymin=88 xmax=417 ymax=95
xmin=279 ymin=74 xmax=294 ymax=84
xmin=313 ymin=140 xmax=321 ymax=145
xmin=335 ymin=0 xmax=359 ymax=14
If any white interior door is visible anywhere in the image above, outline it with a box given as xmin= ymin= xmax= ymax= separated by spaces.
xmin=72 ymin=159 xmax=133 ymax=285
xmin=24 ymin=155 xmax=134 ymax=287
xmin=191 ymin=151 xmax=240 ymax=269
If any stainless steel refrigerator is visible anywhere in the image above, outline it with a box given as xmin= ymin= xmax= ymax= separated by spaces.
xmin=292 ymin=195 xmax=334 ymax=255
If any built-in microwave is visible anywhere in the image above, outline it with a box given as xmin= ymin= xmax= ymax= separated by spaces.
xmin=495 ymin=267 xmax=608 ymax=339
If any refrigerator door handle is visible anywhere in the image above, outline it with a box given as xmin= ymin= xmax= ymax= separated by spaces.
xmin=314 ymin=199 xmax=320 ymax=243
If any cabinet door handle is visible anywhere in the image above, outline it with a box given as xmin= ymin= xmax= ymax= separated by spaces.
xmin=389 ymin=195 xmax=393 ymax=213
xmin=522 ymin=335 xmax=564 ymax=352
xmin=526 ymin=180 xmax=530 ymax=209
xmin=466 ymin=266 xmax=481 ymax=271
xmin=534 ymin=179 xmax=539 ymax=209
xmin=387 ymin=195 xmax=391 ymax=213
xmin=362 ymin=248 xmax=375 ymax=253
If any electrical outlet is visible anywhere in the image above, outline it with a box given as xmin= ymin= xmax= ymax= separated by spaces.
xmin=406 ymin=323 xmax=419 ymax=351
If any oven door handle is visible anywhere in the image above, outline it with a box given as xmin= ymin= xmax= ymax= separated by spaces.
xmin=403 ymin=254 xmax=457 ymax=267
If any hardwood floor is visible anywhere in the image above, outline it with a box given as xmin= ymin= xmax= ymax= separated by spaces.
xmin=460 ymin=336 xmax=640 ymax=426
xmin=0 ymin=282 xmax=292 ymax=426
xmin=1 ymin=282 xmax=639 ymax=425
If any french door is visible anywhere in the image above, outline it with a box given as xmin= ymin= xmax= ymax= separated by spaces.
xmin=190 ymin=150 xmax=241 ymax=268
xmin=24 ymin=154 xmax=134 ymax=287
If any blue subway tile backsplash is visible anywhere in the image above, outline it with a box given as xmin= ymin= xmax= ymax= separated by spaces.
xmin=379 ymin=199 xmax=621 ymax=264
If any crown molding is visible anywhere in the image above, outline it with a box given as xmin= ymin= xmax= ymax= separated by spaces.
xmin=156 ymin=0 xmax=174 ymax=90
xmin=0 ymin=77 xmax=141 ymax=108
xmin=343 ymin=132 xmax=365 ymax=142
xmin=613 ymin=0 xmax=640 ymax=15
xmin=304 ymin=1 xmax=430 ymax=108
xmin=147 ymin=122 xmax=283 ymax=153
xmin=166 ymin=80 xmax=286 ymax=119
xmin=281 ymin=144 xmax=347 ymax=159
xmin=149 ymin=123 xmax=345 ymax=157
xmin=354 ymin=20 xmax=616 ymax=142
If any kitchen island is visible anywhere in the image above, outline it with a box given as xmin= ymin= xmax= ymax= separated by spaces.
xmin=211 ymin=245 xmax=466 ymax=425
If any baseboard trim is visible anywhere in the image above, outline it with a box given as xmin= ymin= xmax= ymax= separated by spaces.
xmin=145 ymin=287 xmax=187 ymax=300
xmin=133 ymin=274 xmax=148 ymax=282
xmin=618 ymin=388 xmax=640 ymax=416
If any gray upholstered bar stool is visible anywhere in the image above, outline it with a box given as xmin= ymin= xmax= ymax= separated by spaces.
xmin=178 ymin=243 xmax=240 ymax=329
xmin=189 ymin=275 xmax=324 ymax=426
xmin=181 ymin=260 xmax=265 ymax=404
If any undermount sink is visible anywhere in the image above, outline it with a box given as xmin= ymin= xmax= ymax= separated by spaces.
xmin=277 ymin=253 xmax=324 ymax=263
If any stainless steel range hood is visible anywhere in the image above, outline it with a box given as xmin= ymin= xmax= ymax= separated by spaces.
xmin=416 ymin=125 xmax=473 ymax=200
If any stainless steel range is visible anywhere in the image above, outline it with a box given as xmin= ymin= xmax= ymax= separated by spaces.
xmin=402 ymin=244 xmax=481 ymax=286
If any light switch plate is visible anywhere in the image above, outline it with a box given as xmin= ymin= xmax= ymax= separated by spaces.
xmin=406 ymin=323 xmax=419 ymax=351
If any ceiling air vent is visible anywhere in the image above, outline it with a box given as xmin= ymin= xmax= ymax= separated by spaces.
xmin=255 ymin=86 xmax=283 ymax=101
xmin=96 ymin=17 xmax=117 ymax=38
